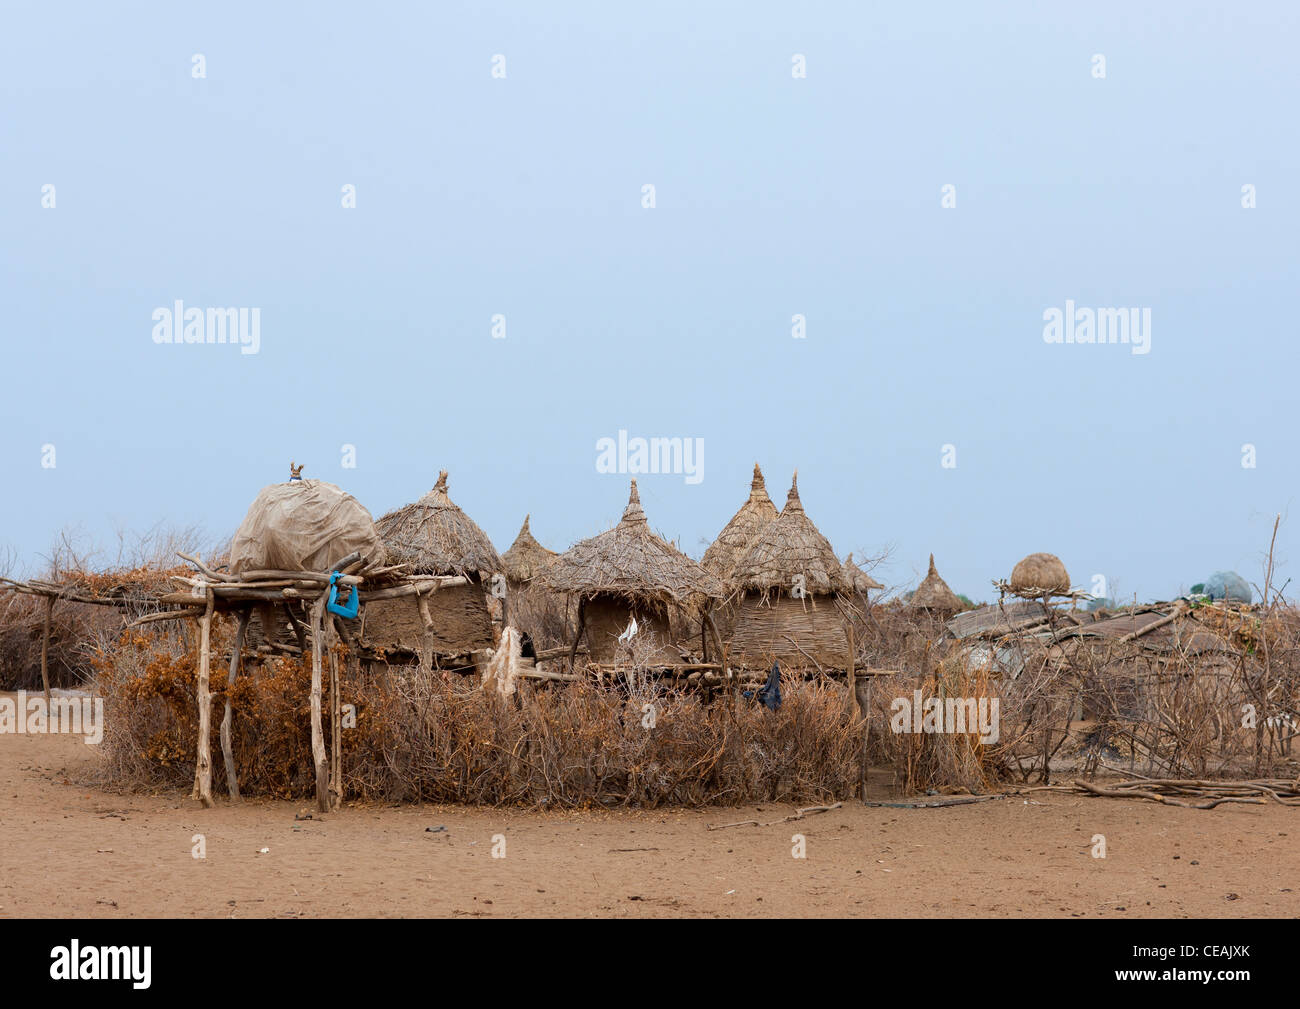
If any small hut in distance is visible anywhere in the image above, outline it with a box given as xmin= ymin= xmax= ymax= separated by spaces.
xmin=367 ymin=470 xmax=503 ymax=663
xmin=540 ymin=480 xmax=725 ymax=664
xmin=843 ymin=553 xmax=884 ymax=598
xmin=501 ymin=515 xmax=557 ymax=588
xmin=910 ymin=554 xmax=964 ymax=615
xmin=727 ymin=472 xmax=851 ymax=670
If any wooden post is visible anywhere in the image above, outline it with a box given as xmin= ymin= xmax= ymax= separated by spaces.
xmin=328 ymin=618 xmax=343 ymax=811
xmin=855 ymin=676 xmax=872 ymax=802
xmin=846 ymin=622 xmax=856 ymax=718
xmin=567 ymin=597 xmax=587 ymax=670
xmin=220 ymin=611 xmax=249 ymax=800
xmin=309 ymin=595 xmax=330 ymax=812
xmin=417 ymin=591 xmax=435 ymax=670
xmin=39 ymin=595 xmax=54 ymax=707
xmin=193 ymin=590 xmax=215 ymax=808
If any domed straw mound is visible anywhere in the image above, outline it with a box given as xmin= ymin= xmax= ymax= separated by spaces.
xmin=1009 ymin=552 xmax=1071 ymax=596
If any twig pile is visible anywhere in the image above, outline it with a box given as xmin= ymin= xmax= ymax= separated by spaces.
xmin=1042 ymin=777 xmax=1300 ymax=809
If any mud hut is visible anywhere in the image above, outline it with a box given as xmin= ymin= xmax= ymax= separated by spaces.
xmin=727 ymin=473 xmax=850 ymax=670
xmin=500 ymin=515 xmax=557 ymax=587
xmin=367 ymin=470 xmax=502 ymax=661
xmin=910 ymin=554 xmax=963 ymax=615
xmin=540 ymin=480 xmax=725 ymax=664
xmin=701 ymin=463 xmax=779 ymax=577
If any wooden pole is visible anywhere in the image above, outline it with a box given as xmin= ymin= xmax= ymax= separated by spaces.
xmin=855 ymin=676 xmax=872 ymax=802
xmin=220 ymin=611 xmax=249 ymax=800
xmin=417 ymin=591 xmax=435 ymax=670
xmin=193 ymin=590 xmax=215 ymax=808
xmin=328 ymin=617 xmax=342 ymax=811
xmin=846 ymin=621 xmax=856 ymax=718
xmin=567 ymin=597 xmax=587 ymax=670
xmin=39 ymin=595 xmax=54 ymax=707
xmin=309 ymin=595 xmax=330 ymax=812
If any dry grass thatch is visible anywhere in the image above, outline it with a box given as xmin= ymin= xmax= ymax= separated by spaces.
xmin=374 ymin=470 xmax=502 ymax=578
xmin=1009 ymin=552 xmax=1071 ymax=596
xmin=500 ymin=515 xmax=557 ymax=584
xmin=701 ymin=463 xmax=779 ymax=577
xmin=843 ymin=553 xmax=883 ymax=594
xmin=539 ymin=480 xmax=724 ymax=608
xmin=911 ymin=554 xmax=963 ymax=612
xmin=729 ymin=472 xmax=847 ymax=597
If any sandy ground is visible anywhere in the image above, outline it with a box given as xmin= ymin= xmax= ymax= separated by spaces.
xmin=2 ymin=721 xmax=1298 ymax=918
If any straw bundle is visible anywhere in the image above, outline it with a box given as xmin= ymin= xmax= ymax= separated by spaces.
xmin=910 ymin=554 xmax=963 ymax=612
xmin=375 ymin=471 xmax=502 ymax=578
xmin=540 ymin=481 xmax=724 ymax=608
xmin=500 ymin=515 xmax=557 ymax=584
xmin=1009 ymin=552 xmax=1070 ymax=596
xmin=701 ymin=463 xmax=779 ymax=577
xmin=729 ymin=473 xmax=848 ymax=596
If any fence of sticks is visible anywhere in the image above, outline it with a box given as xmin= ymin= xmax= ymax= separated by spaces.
xmin=122 ymin=550 xmax=480 ymax=811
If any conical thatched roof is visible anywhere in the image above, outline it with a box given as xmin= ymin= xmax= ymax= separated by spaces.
xmin=843 ymin=553 xmax=884 ymax=594
xmin=540 ymin=480 xmax=724 ymax=606
xmin=501 ymin=515 xmax=557 ymax=583
xmin=1009 ymin=552 xmax=1071 ymax=596
xmin=702 ymin=463 xmax=780 ymax=577
xmin=730 ymin=473 xmax=848 ymax=595
xmin=911 ymin=554 xmax=963 ymax=612
xmin=375 ymin=470 xmax=502 ymax=577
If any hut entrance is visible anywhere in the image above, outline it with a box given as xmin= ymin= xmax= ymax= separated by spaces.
xmin=581 ymin=594 xmax=675 ymax=663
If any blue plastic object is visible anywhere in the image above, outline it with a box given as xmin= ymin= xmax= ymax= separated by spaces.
xmin=327 ymin=570 xmax=359 ymax=618
xmin=1203 ymin=571 xmax=1251 ymax=604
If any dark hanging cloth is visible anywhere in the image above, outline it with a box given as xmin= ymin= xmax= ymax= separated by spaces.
xmin=757 ymin=660 xmax=782 ymax=711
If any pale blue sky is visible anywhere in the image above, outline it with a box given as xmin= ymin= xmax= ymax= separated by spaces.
xmin=1 ymin=1 xmax=1296 ymax=601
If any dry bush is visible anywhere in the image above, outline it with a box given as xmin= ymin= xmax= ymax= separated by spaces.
xmin=93 ymin=625 xmax=862 ymax=807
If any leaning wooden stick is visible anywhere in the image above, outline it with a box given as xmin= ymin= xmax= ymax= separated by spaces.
xmin=192 ymin=589 xmax=215 ymax=808
xmin=220 ymin=612 xmax=249 ymax=801
xmin=40 ymin=595 xmax=53 ymax=707
xmin=309 ymin=595 xmax=330 ymax=812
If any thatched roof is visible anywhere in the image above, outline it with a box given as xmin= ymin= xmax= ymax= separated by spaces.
xmin=1009 ymin=552 xmax=1070 ymax=596
xmin=500 ymin=515 xmax=557 ymax=583
xmin=374 ymin=470 xmax=502 ymax=577
xmin=729 ymin=473 xmax=848 ymax=596
xmin=911 ymin=554 xmax=963 ymax=612
xmin=701 ymin=463 xmax=779 ymax=577
xmin=843 ymin=553 xmax=884 ymax=594
xmin=540 ymin=480 xmax=724 ymax=606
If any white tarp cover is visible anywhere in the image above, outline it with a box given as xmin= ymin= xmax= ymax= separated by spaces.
xmin=228 ymin=479 xmax=385 ymax=574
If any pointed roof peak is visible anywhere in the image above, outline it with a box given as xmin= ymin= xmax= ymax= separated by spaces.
xmin=621 ymin=479 xmax=646 ymax=525
xmin=784 ymin=470 xmax=803 ymax=513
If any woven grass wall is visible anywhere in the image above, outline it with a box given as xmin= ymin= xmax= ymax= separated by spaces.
xmin=729 ymin=592 xmax=850 ymax=670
